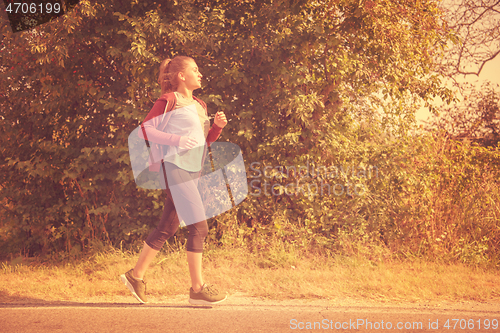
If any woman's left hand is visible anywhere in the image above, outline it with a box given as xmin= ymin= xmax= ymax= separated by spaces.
xmin=214 ymin=111 xmax=228 ymax=128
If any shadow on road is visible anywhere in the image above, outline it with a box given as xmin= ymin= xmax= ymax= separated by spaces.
xmin=0 ymin=291 xmax=212 ymax=309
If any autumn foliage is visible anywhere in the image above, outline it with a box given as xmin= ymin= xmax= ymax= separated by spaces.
xmin=0 ymin=0 xmax=499 ymax=265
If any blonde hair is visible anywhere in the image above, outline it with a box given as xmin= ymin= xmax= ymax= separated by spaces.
xmin=157 ymin=56 xmax=194 ymax=94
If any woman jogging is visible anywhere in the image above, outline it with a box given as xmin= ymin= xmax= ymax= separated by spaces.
xmin=120 ymin=55 xmax=228 ymax=305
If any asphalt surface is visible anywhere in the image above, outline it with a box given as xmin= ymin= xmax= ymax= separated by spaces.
xmin=1 ymin=295 xmax=499 ymax=332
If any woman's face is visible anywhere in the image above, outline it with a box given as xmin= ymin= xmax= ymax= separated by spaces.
xmin=180 ymin=60 xmax=203 ymax=91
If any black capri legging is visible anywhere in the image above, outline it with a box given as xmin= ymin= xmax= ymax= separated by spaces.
xmin=145 ymin=161 xmax=209 ymax=253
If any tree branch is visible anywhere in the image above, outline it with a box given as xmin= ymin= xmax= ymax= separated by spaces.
xmin=456 ymin=48 xmax=500 ymax=76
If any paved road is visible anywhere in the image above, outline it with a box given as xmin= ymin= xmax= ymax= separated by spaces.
xmin=1 ymin=296 xmax=499 ymax=332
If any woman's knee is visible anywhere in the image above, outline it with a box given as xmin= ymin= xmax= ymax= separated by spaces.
xmin=186 ymin=220 xmax=208 ymax=252
xmin=195 ymin=220 xmax=209 ymax=239
xmin=145 ymin=229 xmax=176 ymax=250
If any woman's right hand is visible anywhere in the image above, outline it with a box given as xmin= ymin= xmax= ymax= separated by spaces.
xmin=179 ymin=136 xmax=198 ymax=149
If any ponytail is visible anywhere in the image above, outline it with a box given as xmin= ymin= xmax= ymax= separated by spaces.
xmin=157 ymin=56 xmax=194 ymax=94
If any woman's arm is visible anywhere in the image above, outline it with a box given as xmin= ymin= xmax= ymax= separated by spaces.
xmin=138 ymin=99 xmax=182 ymax=147
xmin=206 ymin=111 xmax=227 ymax=143
xmin=206 ymin=123 xmax=223 ymax=143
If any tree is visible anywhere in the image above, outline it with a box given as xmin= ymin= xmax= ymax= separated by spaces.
xmin=428 ymin=82 xmax=500 ymax=146
xmin=437 ymin=0 xmax=500 ymax=78
xmin=0 ymin=0 xmax=456 ymax=256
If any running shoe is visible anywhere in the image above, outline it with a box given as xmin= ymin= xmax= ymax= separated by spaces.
xmin=120 ymin=269 xmax=148 ymax=303
xmin=189 ymin=283 xmax=227 ymax=305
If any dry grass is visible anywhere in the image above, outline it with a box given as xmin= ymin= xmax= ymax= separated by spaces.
xmin=0 ymin=245 xmax=499 ymax=304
